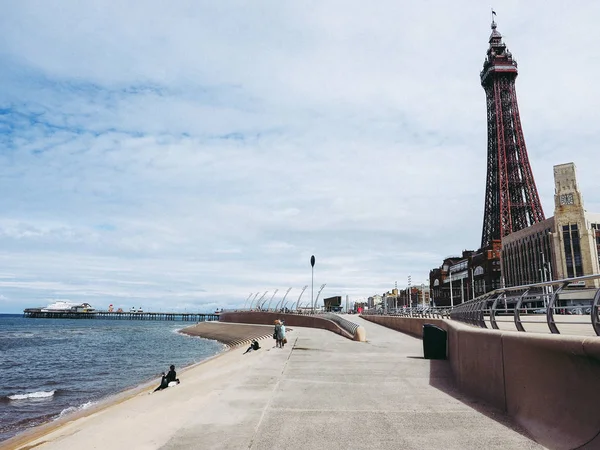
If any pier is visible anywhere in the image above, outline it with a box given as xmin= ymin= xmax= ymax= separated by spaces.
xmin=23 ymin=309 xmax=219 ymax=322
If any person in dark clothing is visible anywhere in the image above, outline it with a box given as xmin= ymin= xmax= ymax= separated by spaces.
xmin=165 ymin=365 xmax=179 ymax=384
xmin=154 ymin=365 xmax=180 ymax=392
xmin=243 ymin=340 xmax=261 ymax=354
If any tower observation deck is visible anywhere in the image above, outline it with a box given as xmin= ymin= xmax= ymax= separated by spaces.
xmin=480 ymin=19 xmax=545 ymax=248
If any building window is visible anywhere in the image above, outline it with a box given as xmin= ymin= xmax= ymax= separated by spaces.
xmin=562 ymin=223 xmax=583 ymax=278
xmin=563 ymin=226 xmax=574 ymax=278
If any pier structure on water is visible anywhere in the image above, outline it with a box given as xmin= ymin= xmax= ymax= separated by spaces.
xmin=23 ymin=309 xmax=220 ymax=322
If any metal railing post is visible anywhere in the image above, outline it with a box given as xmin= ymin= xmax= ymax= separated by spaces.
xmin=514 ymin=289 xmax=531 ymax=332
xmin=547 ymin=282 xmax=569 ymax=334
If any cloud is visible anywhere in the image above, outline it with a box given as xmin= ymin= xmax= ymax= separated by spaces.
xmin=0 ymin=1 xmax=599 ymax=313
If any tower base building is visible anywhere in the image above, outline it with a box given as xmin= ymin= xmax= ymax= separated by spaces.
xmin=501 ymin=163 xmax=600 ymax=288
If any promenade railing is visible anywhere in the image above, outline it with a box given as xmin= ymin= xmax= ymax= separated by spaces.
xmin=221 ymin=308 xmax=327 ymax=315
xmin=321 ymin=312 xmax=360 ymax=336
xmin=361 ymin=307 xmax=452 ymax=319
xmin=449 ymin=274 xmax=600 ymax=336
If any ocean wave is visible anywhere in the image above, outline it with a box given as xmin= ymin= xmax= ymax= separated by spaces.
xmin=58 ymin=401 xmax=95 ymax=417
xmin=8 ymin=390 xmax=55 ymax=400
xmin=1 ymin=331 xmax=35 ymax=339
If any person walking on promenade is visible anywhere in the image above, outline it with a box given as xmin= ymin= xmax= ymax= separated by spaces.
xmin=274 ymin=319 xmax=286 ymax=348
xmin=279 ymin=321 xmax=286 ymax=348
xmin=274 ymin=320 xmax=283 ymax=348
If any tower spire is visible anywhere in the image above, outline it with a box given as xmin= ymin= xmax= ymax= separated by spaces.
xmin=479 ymin=16 xmax=545 ymax=248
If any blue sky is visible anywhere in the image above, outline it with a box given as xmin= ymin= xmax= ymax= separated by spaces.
xmin=1 ymin=1 xmax=599 ymax=313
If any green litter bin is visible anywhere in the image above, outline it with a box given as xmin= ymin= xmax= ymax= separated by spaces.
xmin=423 ymin=324 xmax=447 ymax=360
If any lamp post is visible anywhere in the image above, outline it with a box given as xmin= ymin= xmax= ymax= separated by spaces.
xmin=311 ymin=255 xmax=315 ymax=313
xmin=256 ymin=291 xmax=268 ymax=310
xmin=314 ymin=284 xmax=326 ymax=313
xmin=266 ymin=289 xmax=279 ymax=311
xmin=276 ymin=287 xmax=292 ymax=311
xmin=249 ymin=292 xmax=260 ymax=310
xmin=292 ymin=285 xmax=308 ymax=311
xmin=243 ymin=293 xmax=253 ymax=310
xmin=449 ymin=272 xmax=454 ymax=308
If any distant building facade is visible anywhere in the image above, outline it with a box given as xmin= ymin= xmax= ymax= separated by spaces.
xmin=367 ymin=294 xmax=382 ymax=309
xmin=429 ymin=244 xmax=502 ymax=306
xmin=470 ymin=241 xmax=502 ymax=296
xmin=323 ymin=296 xmax=342 ymax=312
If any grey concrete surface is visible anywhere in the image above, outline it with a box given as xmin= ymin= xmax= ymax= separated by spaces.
xmin=14 ymin=318 xmax=546 ymax=450
xmin=161 ymin=316 xmax=545 ymax=450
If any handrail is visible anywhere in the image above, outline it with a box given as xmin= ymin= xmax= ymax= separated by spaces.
xmin=321 ymin=312 xmax=360 ymax=336
xmin=361 ymin=306 xmax=452 ymax=319
xmin=450 ymin=274 xmax=600 ymax=336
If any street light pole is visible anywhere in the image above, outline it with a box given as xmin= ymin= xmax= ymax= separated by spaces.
xmin=449 ymin=272 xmax=454 ymax=308
xmin=243 ymin=293 xmax=253 ymax=309
xmin=310 ymin=255 xmax=315 ymax=313
xmin=266 ymin=289 xmax=279 ymax=311
xmin=292 ymin=285 xmax=308 ymax=311
xmin=314 ymin=284 xmax=326 ymax=312
xmin=256 ymin=291 xmax=268 ymax=310
xmin=249 ymin=292 xmax=260 ymax=310
xmin=277 ymin=287 xmax=292 ymax=311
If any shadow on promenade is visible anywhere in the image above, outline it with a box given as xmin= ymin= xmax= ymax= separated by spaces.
xmin=404 ymin=338 xmax=540 ymax=444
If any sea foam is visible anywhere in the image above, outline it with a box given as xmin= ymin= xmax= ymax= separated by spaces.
xmin=58 ymin=401 xmax=95 ymax=417
xmin=8 ymin=390 xmax=55 ymax=400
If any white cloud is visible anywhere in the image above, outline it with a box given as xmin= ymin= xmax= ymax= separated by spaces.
xmin=0 ymin=1 xmax=598 ymax=313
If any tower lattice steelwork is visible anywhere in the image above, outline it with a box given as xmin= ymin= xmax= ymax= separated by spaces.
xmin=480 ymin=19 xmax=545 ymax=248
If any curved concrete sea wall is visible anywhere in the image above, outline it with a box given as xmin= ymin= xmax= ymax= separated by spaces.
xmin=361 ymin=315 xmax=600 ymax=450
xmin=219 ymin=312 xmax=366 ymax=342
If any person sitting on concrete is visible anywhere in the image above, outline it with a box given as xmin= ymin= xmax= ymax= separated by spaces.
xmin=165 ymin=365 xmax=180 ymax=385
xmin=154 ymin=365 xmax=180 ymax=392
xmin=243 ymin=340 xmax=261 ymax=354
xmin=154 ymin=373 xmax=169 ymax=392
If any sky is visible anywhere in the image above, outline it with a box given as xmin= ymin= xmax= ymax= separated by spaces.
xmin=1 ymin=1 xmax=599 ymax=313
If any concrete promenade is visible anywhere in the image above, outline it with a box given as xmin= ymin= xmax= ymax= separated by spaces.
xmin=8 ymin=317 xmax=545 ymax=450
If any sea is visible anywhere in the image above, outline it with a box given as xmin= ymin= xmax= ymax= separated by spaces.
xmin=0 ymin=314 xmax=225 ymax=443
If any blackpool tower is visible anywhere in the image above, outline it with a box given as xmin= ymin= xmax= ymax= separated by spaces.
xmin=480 ymin=19 xmax=545 ymax=248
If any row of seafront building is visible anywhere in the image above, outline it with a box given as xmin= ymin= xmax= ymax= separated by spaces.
xmin=429 ymin=163 xmax=600 ymax=307
xmin=361 ymin=163 xmax=600 ymax=312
